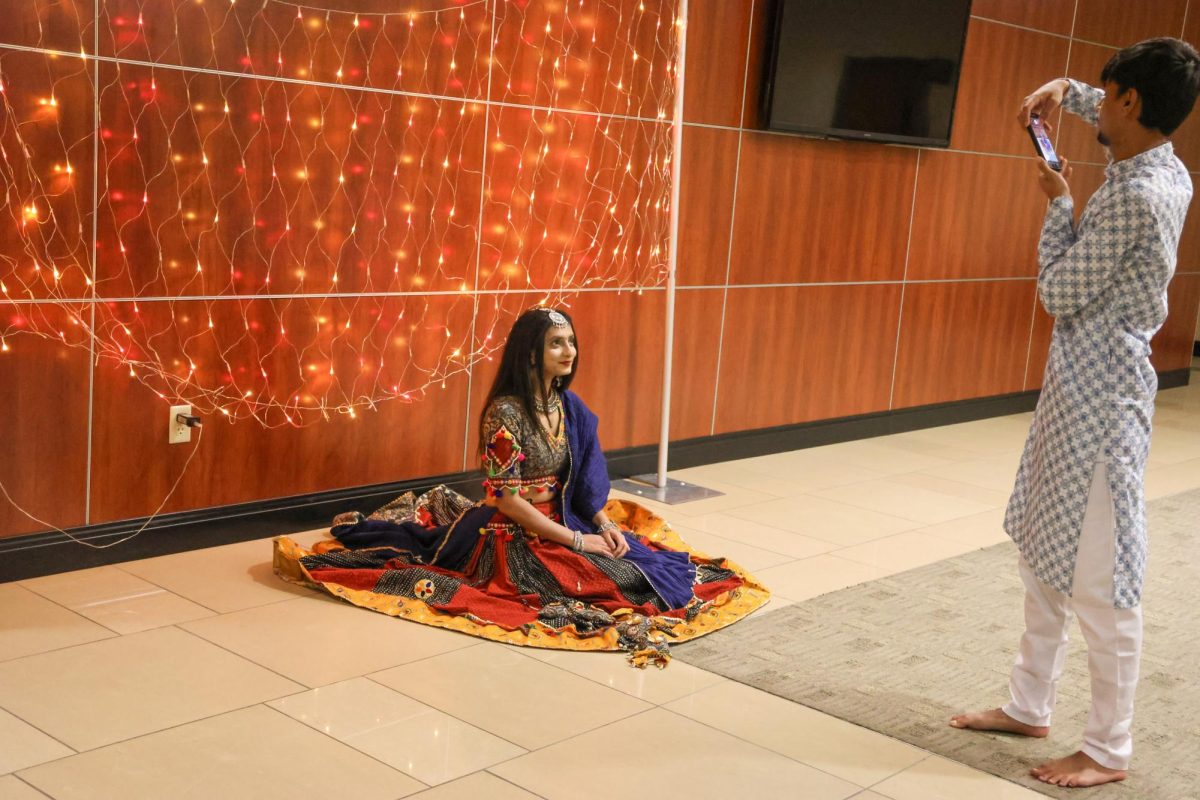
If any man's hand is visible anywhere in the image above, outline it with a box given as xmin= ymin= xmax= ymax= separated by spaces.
xmin=1018 ymin=78 xmax=1070 ymax=130
xmin=1035 ymin=157 xmax=1072 ymax=200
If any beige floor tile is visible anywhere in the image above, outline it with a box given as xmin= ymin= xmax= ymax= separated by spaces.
xmin=119 ymin=539 xmax=313 ymax=613
xmin=0 ymin=585 xmax=114 ymax=663
xmin=408 ymin=772 xmax=540 ymax=800
xmin=812 ymin=477 xmax=1000 ymax=525
xmin=1144 ymin=456 xmax=1200 ymax=500
xmin=269 ymin=677 xmax=524 ymax=785
xmin=806 ymin=437 xmax=978 ymax=474
xmin=370 ymin=644 xmax=650 ymax=750
xmin=491 ymin=707 xmax=859 ymax=799
xmin=916 ymin=510 xmax=1011 ymax=549
xmin=0 ymin=627 xmax=301 ymax=751
xmin=677 ymin=513 xmax=840 ymax=559
xmin=890 ymin=417 xmax=1030 ymax=457
xmin=715 ymin=453 xmax=894 ymax=491
xmin=871 ymin=755 xmax=1046 ymax=800
xmin=0 ymin=708 xmax=72 ymax=775
xmin=17 ymin=705 xmax=423 ymax=800
xmin=917 ymin=454 xmax=1021 ymax=492
xmin=517 ymin=647 xmax=726 ymax=705
xmin=727 ymin=495 xmax=921 ymax=546
xmin=668 ymin=525 xmax=795 ymax=572
xmin=849 ymin=793 xmax=895 ymax=800
xmin=665 ymin=682 xmax=926 ymax=787
xmin=21 ymin=566 xmax=214 ymax=635
xmin=181 ymin=594 xmax=477 ymax=688
xmin=833 ymin=531 xmax=981 ymax=573
xmin=753 ymin=595 xmax=797 ymax=616
xmin=1147 ymin=427 xmax=1200 ymax=467
xmin=751 ymin=556 xmax=897 ymax=602
xmin=0 ymin=775 xmax=50 ymax=800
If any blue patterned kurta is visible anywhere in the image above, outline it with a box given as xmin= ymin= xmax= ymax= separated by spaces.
xmin=1004 ymin=80 xmax=1193 ymax=609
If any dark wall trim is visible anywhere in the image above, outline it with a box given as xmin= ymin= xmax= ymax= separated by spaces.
xmin=1 ymin=367 xmax=1190 ymax=583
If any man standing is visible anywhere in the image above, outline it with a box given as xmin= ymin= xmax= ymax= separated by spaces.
xmin=950 ymin=38 xmax=1200 ymax=788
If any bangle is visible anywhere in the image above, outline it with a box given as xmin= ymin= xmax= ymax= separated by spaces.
xmin=572 ymin=530 xmax=585 ymax=552
xmin=598 ymin=520 xmax=619 ymax=533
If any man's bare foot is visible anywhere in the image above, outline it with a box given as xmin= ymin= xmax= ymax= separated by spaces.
xmin=1031 ymin=751 xmax=1127 ymax=787
xmin=948 ymin=708 xmax=1049 ymax=737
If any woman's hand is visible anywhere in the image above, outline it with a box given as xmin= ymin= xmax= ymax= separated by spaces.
xmin=601 ymin=527 xmax=630 ymax=558
xmin=579 ymin=533 xmax=616 ymax=557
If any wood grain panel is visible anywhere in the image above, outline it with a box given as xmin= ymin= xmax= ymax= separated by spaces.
xmin=466 ymin=290 xmax=665 ymax=458
xmin=0 ymin=50 xmax=94 ymax=301
xmin=490 ymin=0 xmax=675 ymax=118
xmin=1151 ymin=273 xmax=1200 ymax=372
xmin=729 ymin=134 xmax=917 ymax=284
xmin=0 ymin=0 xmax=93 ymax=53
xmin=479 ymin=106 xmax=669 ymax=291
xmin=951 ymin=19 xmax=1071 ymax=158
xmin=1073 ymin=0 xmax=1188 ymax=50
xmin=94 ymin=60 xmax=484 ymax=298
xmin=670 ymin=288 xmax=722 ymax=440
xmin=892 ymin=280 xmax=1037 ymax=408
xmin=971 ymin=0 xmax=1077 ymax=36
xmin=1169 ymin=98 xmax=1200 ymax=171
xmin=715 ymin=284 xmax=902 ymax=433
xmin=88 ymin=294 xmax=475 ymax=524
xmin=1059 ymin=41 xmax=1117 ymax=168
xmin=907 ymin=151 xmax=1043 ymax=280
xmin=683 ymin=0 xmax=752 ymax=127
xmin=1178 ymin=202 xmax=1200 ymax=272
xmin=98 ymin=0 xmax=489 ymax=99
xmin=0 ymin=306 xmax=90 ymax=538
xmin=679 ymin=125 xmax=738 ymax=286
xmin=741 ymin=0 xmax=772 ymax=131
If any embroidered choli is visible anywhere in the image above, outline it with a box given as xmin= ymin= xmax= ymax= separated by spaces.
xmin=481 ymin=396 xmax=568 ymax=499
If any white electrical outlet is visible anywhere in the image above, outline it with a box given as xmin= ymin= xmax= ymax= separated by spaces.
xmin=169 ymin=404 xmax=192 ymax=444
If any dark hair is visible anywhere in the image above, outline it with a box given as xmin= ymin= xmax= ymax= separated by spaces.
xmin=1100 ymin=37 xmax=1200 ymax=136
xmin=478 ymin=307 xmax=578 ymax=450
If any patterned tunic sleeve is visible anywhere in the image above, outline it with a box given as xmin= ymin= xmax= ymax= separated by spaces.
xmin=1062 ymin=79 xmax=1103 ymax=126
xmin=481 ymin=399 xmax=528 ymax=498
xmin=1037 ymin=190 xmax=1155 ymax=317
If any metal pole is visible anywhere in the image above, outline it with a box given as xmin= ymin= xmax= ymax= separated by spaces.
xmin=656 ymin=0 xmax=687 ymax=489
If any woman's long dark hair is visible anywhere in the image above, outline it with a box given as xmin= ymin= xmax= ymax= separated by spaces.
xmin=479 ymin=307 xmax=578 ymax=451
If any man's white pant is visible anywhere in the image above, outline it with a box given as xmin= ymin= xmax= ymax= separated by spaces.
xmin=1003 ymin=462 xmax=1143 ymax=770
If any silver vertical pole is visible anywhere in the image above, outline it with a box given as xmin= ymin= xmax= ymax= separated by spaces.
xmin=655 ymin=0 xmax=687 ymax=489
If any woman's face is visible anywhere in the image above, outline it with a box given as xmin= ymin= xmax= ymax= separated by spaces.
xmin=540 ymin=323 xmax=577 ymax=384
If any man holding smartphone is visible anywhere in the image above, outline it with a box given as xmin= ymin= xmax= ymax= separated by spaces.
xmin=949 ymin=38 xmax=1200 ymax=788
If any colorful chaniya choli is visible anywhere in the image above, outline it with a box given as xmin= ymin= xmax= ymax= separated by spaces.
xmin=273 ymin=391 xmax=769 ymax=667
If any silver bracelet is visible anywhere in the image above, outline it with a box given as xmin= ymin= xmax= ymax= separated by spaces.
xmin=598 ymin=520 xmax=619 ymax=533
xmin=572 ymin=530 xmax=585 ymax=552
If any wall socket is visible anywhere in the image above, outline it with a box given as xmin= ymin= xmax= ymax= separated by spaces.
xmin=169 ymin=404 xmax=193 ymax=444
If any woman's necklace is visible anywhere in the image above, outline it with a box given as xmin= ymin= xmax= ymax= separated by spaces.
xmin=534 ymin=391 xmax=565 ymax=446
xmin=533 ymin=390 xmax=561 ymax=415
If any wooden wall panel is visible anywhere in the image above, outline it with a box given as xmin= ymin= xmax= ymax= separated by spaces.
xmin=0 ymin=307 xmax=91 ymax=537
xmin=0 ymin=0 xmax=92 ymax=53
xmin=951 ymin=19 xmax=1071 ymax=158
xmin=678 ymin=125 xmax=738 ymax=286
xmin=715 ymin=284 xmax=901 ymax=432
xmin=88 ymin=295 xmax=475 ymax=523
xmin=907 ymin=151 xmax=1043 ymax=280
xmin=729 ymin=135 xmax=917 ymax=284
xmin=670 ymin=288 xmax=722 ymax=440
xmin=682 ymin=0 xmax=752 ymax=126
xmin=892 ymin=280 xmax=1037 ymax=408
xmin=1151 ymin=274 xmax=1200 ymax=372
xmin=1072 ymin=0 xmax=1188 ymax=50
xmin=1178 ymin=205 xmax=1200 ymax=272
xmin=971 ymin=0 xmax=1077 ymax=35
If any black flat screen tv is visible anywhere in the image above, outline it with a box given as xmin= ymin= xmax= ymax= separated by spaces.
xmin=762 ymin=0 xmax=974 ymax=147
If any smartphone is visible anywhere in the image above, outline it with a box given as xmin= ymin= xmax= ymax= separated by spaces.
xmin=1026 ymin=114 xmax=1063 ymax=171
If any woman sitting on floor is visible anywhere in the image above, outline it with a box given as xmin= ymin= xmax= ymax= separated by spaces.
xmin=274 ymin=306 xmax=767 ymax=666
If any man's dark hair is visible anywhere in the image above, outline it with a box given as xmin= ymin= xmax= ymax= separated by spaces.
xmin=1101 ymin=37 xmax=1200 ymax=136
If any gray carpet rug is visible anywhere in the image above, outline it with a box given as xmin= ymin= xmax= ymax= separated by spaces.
xmin=676 ymin=489 xmax=1200 ymax=799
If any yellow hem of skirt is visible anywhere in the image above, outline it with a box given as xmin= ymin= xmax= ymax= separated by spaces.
xmin=272 ymin=497 xmax=771 ymax=654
